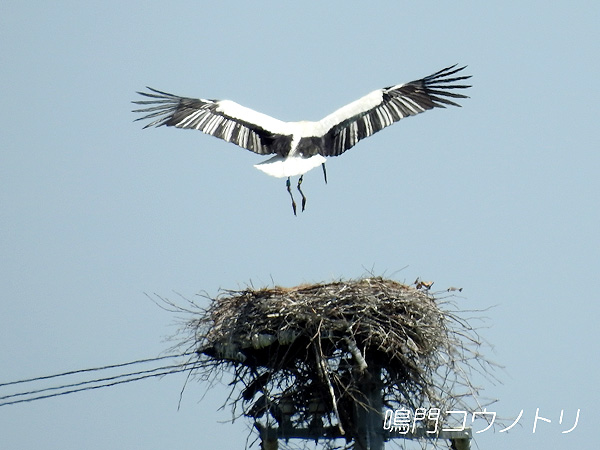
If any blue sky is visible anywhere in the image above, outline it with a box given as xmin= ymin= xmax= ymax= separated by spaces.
xmin=1 ymin=1 xmax=598 ymax=448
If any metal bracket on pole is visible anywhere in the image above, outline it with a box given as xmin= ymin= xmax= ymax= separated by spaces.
xmin=256 ymin=423 xmax=472 ymax=449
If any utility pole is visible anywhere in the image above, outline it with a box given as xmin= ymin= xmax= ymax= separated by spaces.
xmin=256 ymin=355 xmax=472 ymax=450
xmin=354 ymin=360 xmax=384 ymax=450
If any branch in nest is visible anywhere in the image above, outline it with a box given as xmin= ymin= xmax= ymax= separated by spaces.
xmin=343 ymin=335 xmax=368 ymax=373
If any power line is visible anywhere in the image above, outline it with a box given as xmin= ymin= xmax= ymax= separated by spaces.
xmin=0 ymin=351 xmax=196 ymax=387
xmin=0 ymin=352 xmax=198 ymax=407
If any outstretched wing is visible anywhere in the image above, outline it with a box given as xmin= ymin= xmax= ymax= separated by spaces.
xmin=132 ymin=88 xmax=290 ymax=155
xmin=318 ymin=65 xmax=472 ymax=157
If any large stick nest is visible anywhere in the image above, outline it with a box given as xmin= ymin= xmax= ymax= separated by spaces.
xmin=170 ymin=277 xmax=495 ymax=445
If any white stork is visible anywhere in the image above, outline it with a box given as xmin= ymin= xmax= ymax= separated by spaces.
xmin=133 ymin=65 xmax=471 ymax=215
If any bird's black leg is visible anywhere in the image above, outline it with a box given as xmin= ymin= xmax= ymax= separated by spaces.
xmin=297 ymin=175 xmax=306 ymax=212
xmin=286 ymin=177 xmax=297 ymax=216
xmin=321 ymin=163 xmax=328 ymax=184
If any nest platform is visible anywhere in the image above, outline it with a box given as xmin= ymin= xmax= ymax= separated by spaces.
xmin=171 ymin=277 xmax=493 ymax=449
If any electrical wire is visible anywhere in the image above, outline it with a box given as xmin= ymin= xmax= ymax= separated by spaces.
xmin=0 ymin=352 xmax=198 ymax=407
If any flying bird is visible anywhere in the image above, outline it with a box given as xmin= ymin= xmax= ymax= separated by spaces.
xmin=133 ymin=65 xmax=471 ymax=215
